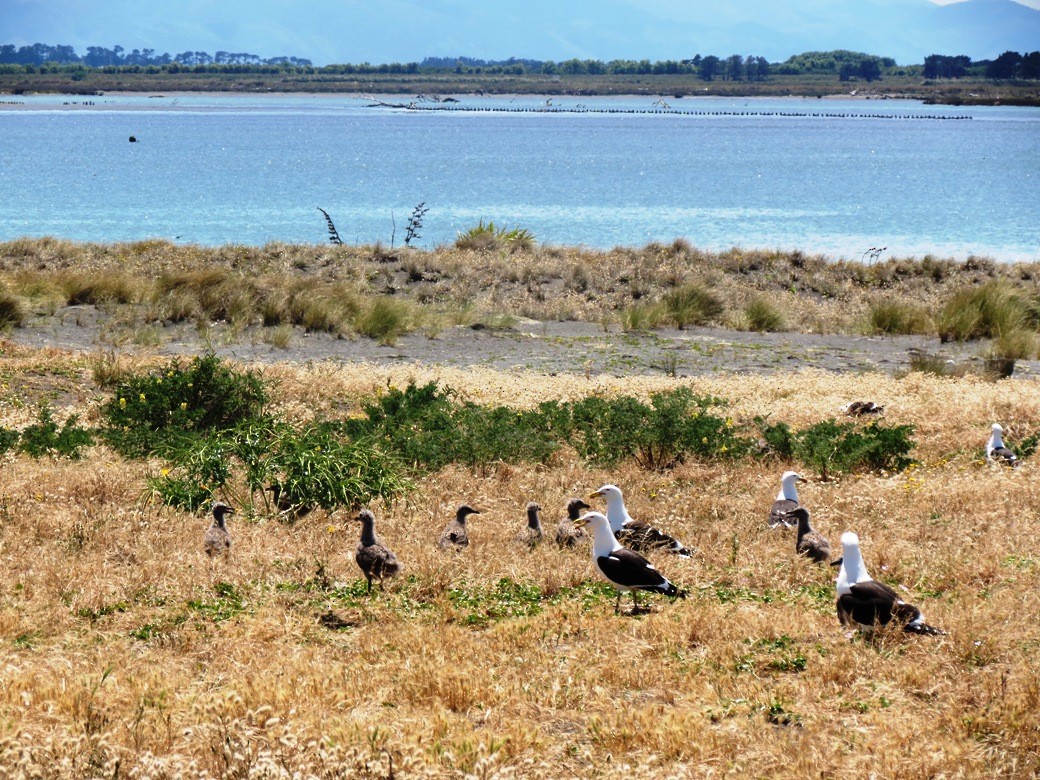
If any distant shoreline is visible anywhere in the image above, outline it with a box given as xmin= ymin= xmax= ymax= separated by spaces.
xmin=2 ymin=70 xmax=1038 ymax=106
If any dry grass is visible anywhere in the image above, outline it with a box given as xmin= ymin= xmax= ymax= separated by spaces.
xmin=4 ymin=240 xmax=1040 ymax=346
xmin=1 ymin=344 xmax=1040 ymax=777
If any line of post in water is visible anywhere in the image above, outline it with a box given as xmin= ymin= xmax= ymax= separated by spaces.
xmin=374 ymin=103 xmax=972 ymax=120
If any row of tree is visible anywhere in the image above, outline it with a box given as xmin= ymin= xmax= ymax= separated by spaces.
xmin=3 ymin=43 xmax=1039 ymax=82
xmin=0 ymin=43 xmax=311 ymax=68
xmin=924 ymin=51 xmax=1040 ymax=79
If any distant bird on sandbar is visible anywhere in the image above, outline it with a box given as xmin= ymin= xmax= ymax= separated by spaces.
xmin=556 ymin=498 xmax=590 ymax=547
xmin=835 ymin=531 xmax=945 ymax=636
xmin=203 ymin=502 xmax=233 ymax=559
xmin=438 ymin=504 xmax=481 ymax=550
xmin=986 ymin=423 xmax=1019 ymax=468
xmin=354 ymin=508 xmax=401 ymax=592
xmin=769 ymin=471 xmax=805 ymax=529
xmin=589 ymin=484 xmax=691 ymax=557
xmin=517 ymin=502 xmax=544 ymax=548
xmin=780 ymin=507 xmax=831 ymax=563
xmin=574 ymin=511 xmax=686 ymax=615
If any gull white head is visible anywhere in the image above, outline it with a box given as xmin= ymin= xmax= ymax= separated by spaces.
xmin=836 ymin=531 xmax=871 ymax=594
xmin=988 ymin=423 xmax=1005 ymax=451
xmin=776 ymin=471 xmax=804 ymax=502
xmin=573 ymin=511 xmax=622 ymax=555
xmin=589 ymin=484 xmax=631 ymax=531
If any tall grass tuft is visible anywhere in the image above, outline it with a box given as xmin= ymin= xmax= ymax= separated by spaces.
xmin=662 ymin=284 xmax=724 ymax=329
xmin=355 ymin=297 xmax=412 ymax=345
xmin=935 ymin=282 xmax=1027 ymax=342
xmin=744 ymin=296 xmax=786 ymax=332
xmin=455 ymin=220 xmax=535 ymax=253
xmin=0 ymin=290 xmax=26 ymax=328
xmin=866 ymin=299 xmax=932 ymax=335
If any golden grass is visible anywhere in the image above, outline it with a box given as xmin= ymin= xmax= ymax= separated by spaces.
xmin=4 ymin=239 xmax=1040 ymax=344
xmin=1 ymin=344 xmax=1040 ymax=777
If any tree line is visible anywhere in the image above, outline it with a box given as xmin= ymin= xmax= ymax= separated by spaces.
xmin=2 ymin=43 xmax=1039 ymax=82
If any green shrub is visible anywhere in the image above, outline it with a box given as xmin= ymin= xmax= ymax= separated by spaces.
xmin=100 ymin=353 xmax=268 ymax=457
xmin=0 ymin=426 xmax=20 ymax=455
xmin=867 ymin=300 xmax=931 ymax=335
xmin=661 ymin=284 xmax=724 ymax=329
xmin=794 ymin=419 xmax=915 ymax=479
xmin=17 ymin=407 xmax=93 ymax=459
xmin=567 ymin=388 xmax=751 ymax=470
xmin=755 ymin=417 xmax=796 ymax=459
xmin=744 ymin=297 xmax=786 ymax=333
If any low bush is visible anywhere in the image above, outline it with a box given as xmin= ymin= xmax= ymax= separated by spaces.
xmin=17 ymin=407 xmax=93 ymax=459
xmin=454 ymin=220 xmax=535 ymax=253
xmin=354 ymin=297 xmax=412 ymax=344
xmin=0 ymin=291 xmax=26 ymax=329
xmin=794 ymin=419 xmax=915 ymax=479
xmin=100 ymin=353 xmax=268 ymax=457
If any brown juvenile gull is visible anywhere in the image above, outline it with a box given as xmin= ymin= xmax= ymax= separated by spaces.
xmin=517 ymin=501 xmax=544 ymax=548
xmin=354 ymin=508 xmax=401 ymax=592
xmin=589 ymin=484 xmax=691 ymax=557
xmin=780 ymin=507 xmax=831 ymax=564
xmin=438 ymin=504 xmax=481 ymax=549
xmin=768 ymin=471 xmax=805 ymax=529
xmin=556 ymin=498 xmax=590 ymax=547
xmin=203 ymin=502 xmax=233 ymax=559
xmin=986 ymin=423 xmax=1019 ymax=468
xmin=574 ymin=511 xmax=687 ymax=615
xmin=836 ymin=531 xmax=945 ymax=636
xmin=267 ymin=482 xmax=314 ymax=521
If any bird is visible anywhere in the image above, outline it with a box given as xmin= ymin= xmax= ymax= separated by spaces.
xmin=574 ymin=511 xmax=686 ymax=614
xmin=438 ymin=504 xmax=481 ymax=549
xmin=986 ymin=423 xmax=1018 ymax=467
xmin=769 ymin=471 xmax=805 ymax=528
xmin=589 ymin=484 xmax=691 ymax=557
xmin=517 ymin=502 xmax=544 ymax=548
xmin=844 ymin=401 xmax=884 ymax=417
xmin=353 ymin=508 xmax=401 ymax=593
xmin=268 ymin=483 xmax=314 ymax=521
xmin=835 ymin=531 xmax=945 ymax=636
xmin=556 ymin=498 xmax=590 ymax=547
xmin=780 ymin=507 xmax=831 ymax=563
xmin=203 ymin=502 xmax=233 ymax=559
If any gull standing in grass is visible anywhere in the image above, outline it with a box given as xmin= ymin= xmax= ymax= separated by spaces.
xmin=780 ymin=507 xmax=831 ymax=563
xmin=986 ymin=423 xmax=1019 ymax=467
xmin=517 ymin=501 xmax=544 ymax=548
xmin=589 ymin=484 xmax=691 ymax=557
xmin=574 ymin=511 xmax=686 ymax=615
xmin=203 ymin=502 xmax=233 ymax=559
xmin=835 ymin=531 xmax=945 ymax=636
xmin=438 ymin=504 xmax=481 ymax=550
xmin=354 ymin=508 xmax=401 ymax=593
xmin=769 ymin=471 xmax=805 ymax=528
xmin=556 ymin=498 xmax=590 ymax=547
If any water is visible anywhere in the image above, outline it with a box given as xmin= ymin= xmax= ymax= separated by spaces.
xmin=0 ymin=92 xmax=1037 ymax=261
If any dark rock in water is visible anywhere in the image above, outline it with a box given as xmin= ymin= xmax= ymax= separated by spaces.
xmin=129 ymin=136 xmax=137 ymax=143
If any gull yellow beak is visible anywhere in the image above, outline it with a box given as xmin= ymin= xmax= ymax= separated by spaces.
xmin=574 ymin=516 xmax=590 ymax=528
xmin=588 ymin=489 xmax=604 ymax=499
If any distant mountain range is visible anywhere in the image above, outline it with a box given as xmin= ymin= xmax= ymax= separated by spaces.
xmin=1 ymin=0 xmax=1038 ymax=66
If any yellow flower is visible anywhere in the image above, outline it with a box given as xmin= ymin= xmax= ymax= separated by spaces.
xmin=327 ymin=525 xmax=338 ymax=534
xmin=160 ymin=467 xmax=170 ymax=477
xmin=119 ymin=397 xmax=126 ymax=407
xmin=139 ymin=393 xmax=146 ymax=401
xmin=701 ymin=436 xmax=708 ymax=444
xmin=180 ymin=402 xmax=187 ymax=410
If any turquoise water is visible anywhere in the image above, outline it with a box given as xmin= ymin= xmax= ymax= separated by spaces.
xmin=0 ymin=93 xmax=1037 ymax=261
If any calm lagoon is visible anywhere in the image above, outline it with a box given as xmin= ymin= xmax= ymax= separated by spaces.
xmin=1 ymin=92 xmax=1037 ymax=261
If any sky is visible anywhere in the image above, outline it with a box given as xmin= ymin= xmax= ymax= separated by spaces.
xmin=2 ymin=0 xmax=1038 ymax=66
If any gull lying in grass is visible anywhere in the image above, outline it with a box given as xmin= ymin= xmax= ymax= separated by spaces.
xmin=589 ymin=484 xmax=691 ymax=557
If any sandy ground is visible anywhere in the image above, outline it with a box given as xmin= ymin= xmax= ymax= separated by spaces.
xmin=9 ymin=304 xmax=1038 ymax=379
